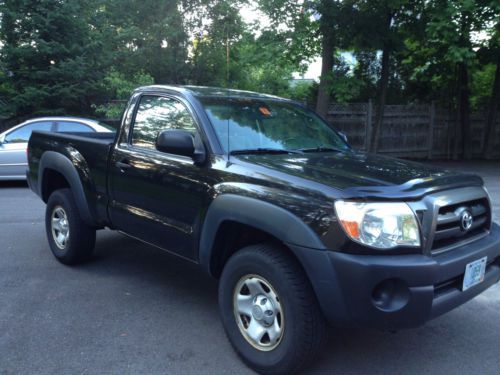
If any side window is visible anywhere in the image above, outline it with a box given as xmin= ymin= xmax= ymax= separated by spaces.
xmin=56 ymin=121 xmax=94 ymax=133
xmin=5 ymin=121 xmax=53 ymax=143
xmin=131 ymin=96 xmax=197 ymax=150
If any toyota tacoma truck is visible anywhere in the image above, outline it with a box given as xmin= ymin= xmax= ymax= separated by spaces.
xmin=27 ymin=85 xmax=500 ymax=374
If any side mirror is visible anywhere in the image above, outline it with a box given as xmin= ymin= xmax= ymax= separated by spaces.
xmin=156 ymin=129 xmax=206 ymax=164
xmin=339 ymin=132 xmax=348 ymax=144
xmin=0 ymin=134 xmax=5 ymax=144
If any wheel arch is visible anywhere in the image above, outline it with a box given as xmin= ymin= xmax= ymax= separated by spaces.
xmin=199 ymin=194 xmax=326 ymax=278
xmin=38 ymin=151 xmax=96 ymax=226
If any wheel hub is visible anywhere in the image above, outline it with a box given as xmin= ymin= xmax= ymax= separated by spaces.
xmin=51 ymin=206 xmax=70 ymax=250
xmin=251 ymin=295 xmax=275 ymax=326
xmin=233 ymin=274 xmax=284 ymax=351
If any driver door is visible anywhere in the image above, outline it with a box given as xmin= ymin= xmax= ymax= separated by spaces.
xmin=108 ymin=94 xmax=210 ymax=261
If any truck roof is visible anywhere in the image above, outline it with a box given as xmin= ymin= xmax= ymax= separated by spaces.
xmin=134 ymin=85 xmax=286 ymax=101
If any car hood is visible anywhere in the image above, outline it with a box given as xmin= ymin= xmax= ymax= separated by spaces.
xmin=235 ymin=151 xmax=484 ymax=199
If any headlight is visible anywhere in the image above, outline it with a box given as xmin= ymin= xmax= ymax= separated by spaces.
xmin=334 ymin=201 xmax=421 ymax=249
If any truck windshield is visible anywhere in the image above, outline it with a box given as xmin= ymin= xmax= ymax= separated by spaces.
xmin=200 ymin=97 xmax=349 ymax=154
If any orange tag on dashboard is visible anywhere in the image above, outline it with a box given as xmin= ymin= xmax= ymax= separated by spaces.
xmin=259 ymin=107 xmax=271 ymax=116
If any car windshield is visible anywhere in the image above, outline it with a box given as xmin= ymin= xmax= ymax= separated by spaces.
xmin=200 ymin=97 xmax=349 ymax=154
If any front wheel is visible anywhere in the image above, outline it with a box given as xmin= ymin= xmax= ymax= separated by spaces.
xmin=45 ymin=188 xmax=96 ymax=265
xmin=219 ymin=244 xmax=326 ymax=374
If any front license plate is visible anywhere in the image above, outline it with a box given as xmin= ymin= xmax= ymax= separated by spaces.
xmin=462 ymin=256 xmax=487 ymax=291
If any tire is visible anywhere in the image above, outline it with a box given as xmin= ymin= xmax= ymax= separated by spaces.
xmin=45 ymin=188 xmax=96 ymax=265
xmin=219 ymin=243 xmax=326 ymax=375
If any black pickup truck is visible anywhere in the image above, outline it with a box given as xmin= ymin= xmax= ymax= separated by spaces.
xmin=28 ymin=85 xmax=500 ymax=374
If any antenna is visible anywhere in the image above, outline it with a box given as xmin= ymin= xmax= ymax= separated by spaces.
xmin=225 ymin=27 xmax=231 ymax=163
xmin=226 ymin=31 xmax=230 ymax=87
xmin=227 ymin=83 xmax=230 ymax=163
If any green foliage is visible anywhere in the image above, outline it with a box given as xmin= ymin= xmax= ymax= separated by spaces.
xmin=398 ymin=0 xmax=499 ymax=106
xmin=103 ymin=0 xmax=190 ymax=83
xmin=326 ymin=55 xmax=363 ymax=103
xmin=188 ymin=0 xmax=245 ymax=87
xmin=287 ymin=81 xmax=316 ymax=103
xmin=471 ymin=63 xmax=497 ymax=109
xmin=93 ymin=69 xmax=154 ymax=119
xmin=0 ymin=0 xmax=498 ymax=123
xmin=229 ymin=31 xmax=300 ymax=96
xmin=0 ymin=0 xmax=108 ymax=116
xmin=0 ymin=69 xmax=15 ymax=117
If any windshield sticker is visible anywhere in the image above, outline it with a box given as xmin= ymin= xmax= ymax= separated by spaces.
xmin=258 ymin=107 xmax=271 ymax=116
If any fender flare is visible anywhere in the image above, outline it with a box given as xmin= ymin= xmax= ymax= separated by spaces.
xmin=199 ymin=194 xmax=325 ymax=276
xmin=38 ymin=151 xmax=96 ymax=225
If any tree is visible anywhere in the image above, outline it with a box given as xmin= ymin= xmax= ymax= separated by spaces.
xmin=402 ymin=0 xmax=497 ymax=158
xmin=230 ymin=30 xmax=300 ymax=95
xmin=186 ymin=0 xmax=246 ymax=87
xmin=93 ymin=69 xmax=154 ymax=119
xmin=0 ymin=62 xmax=15 ymax=118
xmin=103 ymin=0 xmax=190 ymax=84
xmin=1 ymin=0 xmax=499 ymax=161
xmin=314 ymin=0 xmax=339 ymax=116
xmin=481 ymin=19 xmax=500 ymax=158
xmin=0 ymin=0 xmax=109 ymax=117
xmin=257 ymin=0 xmax=328 ymax=111
xmin=483 ymin=61 xmax=500 ymax=157
xmin=349 ymin=0 xmax=414 ymax=152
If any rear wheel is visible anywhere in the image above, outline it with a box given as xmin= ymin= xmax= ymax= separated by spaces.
xmin=45 ymin=188 xmax=96 ymax=265
xmin=219 ymin=244 xmax=326 ymax=374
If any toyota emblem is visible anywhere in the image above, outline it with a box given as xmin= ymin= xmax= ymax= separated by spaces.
xmin=460 ymin=210 xmax=473 ymax=232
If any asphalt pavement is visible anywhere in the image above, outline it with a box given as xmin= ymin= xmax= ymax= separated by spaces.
xmin=1 ymin=161 xmax=499 ymax=374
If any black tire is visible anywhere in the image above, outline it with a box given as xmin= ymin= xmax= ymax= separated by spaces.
xmin=219 ymin=243 xmax=326 ymax=375
xmin=45 ymin=188 xmax=96 ymax=265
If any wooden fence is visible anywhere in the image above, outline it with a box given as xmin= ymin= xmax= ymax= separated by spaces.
xmin=326 ymin=101 xmax=500 ymax=159
xmin=2 ymin=102 xmax=499 ymax=160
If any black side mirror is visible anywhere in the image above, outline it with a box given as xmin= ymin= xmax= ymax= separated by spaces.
xmin=156 ymin=129 xmax=206 ymax=164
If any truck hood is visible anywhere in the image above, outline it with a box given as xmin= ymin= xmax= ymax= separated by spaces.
xmin=235 ymin=151 xmax=484 ymax=199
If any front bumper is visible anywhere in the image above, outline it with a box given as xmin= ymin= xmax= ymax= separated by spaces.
xmin=289 ymin=222 xmax=500 ymax=330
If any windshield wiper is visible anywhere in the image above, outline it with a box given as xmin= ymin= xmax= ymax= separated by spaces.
xmin=297 ymin=146 xmax=345 ymax=153
xmin=229 ymin=148 xmax=301 ymax=155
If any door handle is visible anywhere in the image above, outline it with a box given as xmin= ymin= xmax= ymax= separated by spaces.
xmin=115 ymin=160 xmax=131 ymax=170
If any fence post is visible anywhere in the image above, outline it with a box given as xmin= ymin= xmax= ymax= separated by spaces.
xmin=365 ymin=100 xmax=372 ymax=151
xmin=428 ymin=102 xmax=435 ymax=159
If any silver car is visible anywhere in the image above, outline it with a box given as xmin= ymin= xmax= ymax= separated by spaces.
xmin=0 ymin=117 xmax=113 ymax=180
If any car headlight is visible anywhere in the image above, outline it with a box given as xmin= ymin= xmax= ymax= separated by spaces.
xmin=334 ymin=201 xmax=421 ymax=249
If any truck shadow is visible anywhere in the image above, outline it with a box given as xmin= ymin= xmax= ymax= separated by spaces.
xmin=310 ymin=306 xmax=499 ymax=374
xmin=0 ymin=181 xmax=28 ymax=188
xmin=90 ymin=229 xmax=216 ymax=285
xmin=80 ymin=229 xmax=220 ymax=315
xmin=78 ymin=230 xmax=499 ymax=375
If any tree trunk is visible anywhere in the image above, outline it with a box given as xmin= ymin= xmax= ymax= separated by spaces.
xmin=370 ymin=11 xmax=393 ymax=153
xmin=315 ymin=14 xmax=335 ymax=117
xmin=482 ymin=61 xmax=500 ymax=158
xmin=370 ymin=44 xmax=390 ymax=152
xmin=457 ymin=62 xmax=472 ymax=159
xmin=455 ymin=12 xmax=472 ymax=160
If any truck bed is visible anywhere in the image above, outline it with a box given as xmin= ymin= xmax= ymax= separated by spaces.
xmin=37 ymin=130 xmax=117 ymax=143
xmin=28 ymin=130 xmax=116 ymax=162
xmin=27 ymin=130 xmax=117 ymax=225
